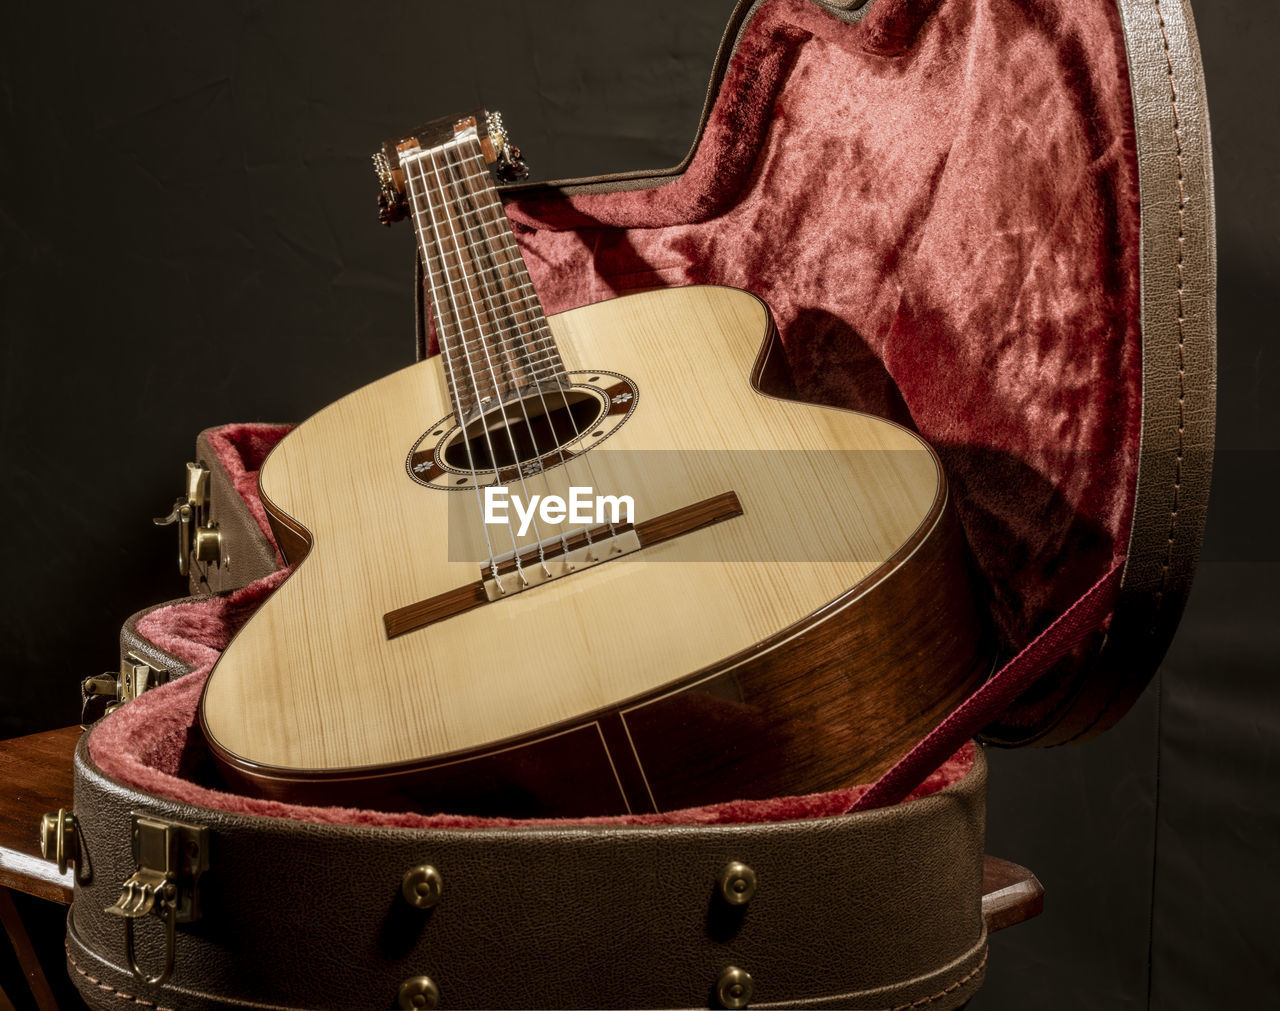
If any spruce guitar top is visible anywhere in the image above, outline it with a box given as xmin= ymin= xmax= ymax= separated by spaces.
xmin=199 ymin=110 xmax=990 ymax=817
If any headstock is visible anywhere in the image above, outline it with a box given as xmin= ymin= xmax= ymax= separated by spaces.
xmin=372 ymin=109 xmax=529 ymax=226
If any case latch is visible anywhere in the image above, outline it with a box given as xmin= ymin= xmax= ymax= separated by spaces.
xmin=116 ymin=653 xmax=169 ymax=705
xmin=82 ymin=652 xmax=170 ymax=727
xmin=104 ymin=813 xmax=209 ymax=986
xmin=154 ymin=461 xmax=222 ymax=578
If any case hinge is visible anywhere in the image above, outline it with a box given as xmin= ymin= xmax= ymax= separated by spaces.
xmin=104 ymin=813 xmax=210 ymax=986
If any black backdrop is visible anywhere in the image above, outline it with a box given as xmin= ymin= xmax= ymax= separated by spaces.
xmin=1 ymin=1 xmax=1276 ymax=1008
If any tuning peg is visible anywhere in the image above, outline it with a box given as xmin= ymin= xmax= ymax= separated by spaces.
xmin=496 ymin=144 xmax=529 ymax=183
xmin=372 ymin=151 xmax=408 ymax=226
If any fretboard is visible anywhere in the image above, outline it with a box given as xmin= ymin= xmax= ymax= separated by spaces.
xmin=399 ymin=128 xmax=567 ymax=423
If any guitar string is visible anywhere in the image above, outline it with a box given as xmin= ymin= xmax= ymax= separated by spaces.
xmin=415 ymin=151 xmax=534 ymax=587
xmin=443 ymin=146 xmax=599 ymax=500
xmin=440 ymin=141 xmax=574 ymax=559
xmin=405 ymin=152 xmax=526 ymax=590
xmin=421 ymin=267 xmax=561 ymax=374
xmin=424 ymin=154 xmax=560 ymax=390
xmin=416 ymin=176 xmax=565 ymax=369
xmin=402 ymin=154 xmax=505 ymax=592
xmin=414 ymin=166 xmax=619 ymax=542
xmin=419 ymin=209 xmax=567 ymax=376
xmin=428 ymin=248 xmax=590 ymax=386
xmin=408 ymin=134 xmax=621 ymax=571
xmin=440 ymin=144 xmax=558 ymax=401
xmin=416 ymin=193 xmax=576 ymax=431
xmin=426 ymin=240 xmax=561 ymax=366
xmin=417 ymin=149 xmax=538 ymax=585
xmin=424 ymin=161 xmax=564 ymax=377
xmin=444 ymin=140 xmax=560 ymax=385
xmin=430 ymin=142 xmax=560 ymax=570
xmin=447 ymin=135 xmax=618 ymax=540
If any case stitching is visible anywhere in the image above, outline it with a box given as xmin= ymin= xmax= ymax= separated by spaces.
xmin=1049 ymin=0 xmax=1193 ymax=748
xmin=1152 ymin=0 xmax=1189 ymax=620
xmin=889 ymin=948 xmax=987 ymax=1009
xmin=66 ymin=944 xmax=174 ymax=1011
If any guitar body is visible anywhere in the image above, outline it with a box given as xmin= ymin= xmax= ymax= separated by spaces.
xmin=201 ymin=285 xmax=989 ymax=816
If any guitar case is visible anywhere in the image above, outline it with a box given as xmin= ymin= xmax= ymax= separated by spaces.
xmin=62 ymin=0 xmax=1214 ymax=1006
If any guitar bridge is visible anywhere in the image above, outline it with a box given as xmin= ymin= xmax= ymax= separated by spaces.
xmin=384 ymin=491 xmax=743 ymax=640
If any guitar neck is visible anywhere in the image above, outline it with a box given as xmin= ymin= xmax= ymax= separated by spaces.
xmin=394 ymin=116 xmax=568 ymax=423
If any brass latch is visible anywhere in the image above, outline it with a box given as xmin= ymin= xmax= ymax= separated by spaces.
xmin=118 ymin=653 xmax=169 ymax=703
xmin=82 ymin=652 xmax=170 ymax=722
xmin=154 ymin=461 xmax=221 ymax=577
xmin=104 ymin=813 xmax=209 ymax=986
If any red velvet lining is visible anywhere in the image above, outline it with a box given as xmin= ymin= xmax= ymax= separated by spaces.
xmin=90 ymin=0 xmax=1142 ymax=822
xmin=504 ymin=0 xmax=1140 ymax=671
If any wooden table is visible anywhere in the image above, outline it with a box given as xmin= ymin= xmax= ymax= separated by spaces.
xmin=0 ymin=726 xmax=79 ymax=1010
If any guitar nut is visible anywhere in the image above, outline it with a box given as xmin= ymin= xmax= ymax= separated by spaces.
xmin=718 ymin=861 xmax=757 ymax=905
xmin=401 ymin=865 xmax=443 ymax=909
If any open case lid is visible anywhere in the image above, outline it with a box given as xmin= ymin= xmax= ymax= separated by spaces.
xmin=80 ymin=0 xmax=1216 ymax=830
xmin=407 ymin=0 xmax=1214 ymax=750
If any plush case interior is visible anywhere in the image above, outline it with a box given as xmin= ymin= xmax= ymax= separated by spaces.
xmin=89 ymin=0 xmax=1141 ymax=825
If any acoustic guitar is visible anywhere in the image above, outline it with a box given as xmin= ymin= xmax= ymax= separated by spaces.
xmin=200 ymin=111 xmax=990 ymax=816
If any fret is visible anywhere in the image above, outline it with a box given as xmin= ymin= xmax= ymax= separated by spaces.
xmin=418 ymin=147 xmax=551 ymax=323
xmin=414 ymin=162 xmax=502 ymax=190
xmin=431 ymin=319 xmax=560 ymax=363
xmin=431 ymin=286 xmax=541 ymax=314
xmin=419 ymin=240 xmax=527 ymax=309
xmin=432 ymin=172 xmax=547 ymax=327
xmin=400 ymin=130 xmax=567 ymax=423
xmin=419 ymin=250 xmax=558 ymax=371
xmin=432 ymin=322 xmax=560 ymax=357
xmin=435 ymin=335 xmax=560 ymax=378
xmin=431 ymin=352 xmax=565 ymax=391
xmin=424 ymin=257 xmax=550 ymax=348
xmin=422 ymin=216 xmax=529 ymax=262
xmin=418 ymin=248 xmax=549 ymax=333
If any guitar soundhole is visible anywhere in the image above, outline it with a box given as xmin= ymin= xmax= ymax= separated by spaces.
xmin=441 ymin=390 xmax=602 ymax=471
xmin=406 ymin=370 xmax=639 ymax=489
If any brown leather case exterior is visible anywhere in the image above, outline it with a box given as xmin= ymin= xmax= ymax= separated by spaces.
xmin=67 ymin=736 xmax=987 ymax=1010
